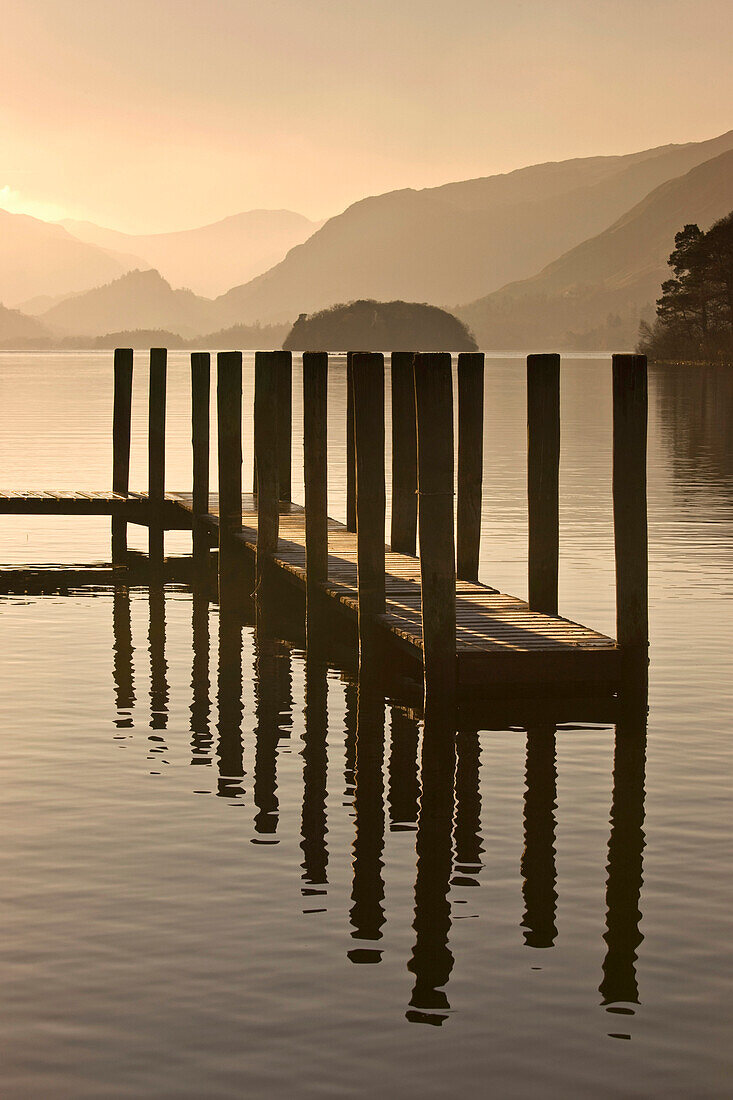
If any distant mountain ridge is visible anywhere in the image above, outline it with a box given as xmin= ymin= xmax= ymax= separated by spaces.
xmin=0 ymin=302 xmax=50 ymax=345
xmin=61 ymin=209 xmax=320 ymax=297
xmin=0 ymin=209 xmax=142 ymax=307
xmin=214 ymin=130 xmax=733 ymax=324
xmin=39 ymin=269 xmax=220 ymax=337
xmin=457 ymin=149 xmax=733 ymax=349
xmin=5 ymin=129 xmax=733 ymax=349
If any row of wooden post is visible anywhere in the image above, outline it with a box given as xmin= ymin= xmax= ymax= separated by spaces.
xmin=112 ymin=348 xmax=648 ymax=709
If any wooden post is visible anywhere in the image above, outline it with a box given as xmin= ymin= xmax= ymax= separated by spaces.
xmin=457 ymin=352 xmax=484 ymax=582
xmin=217 ymin=351 xmax=243 ymax=593
xmin=527 ymin=353 xmax=560 ymax=615
xmin=191 ymin=352 xmax=210 ymax=572
xmin=612 ymin=354 xmax=648 ymax=660
xmin=254 ymin=351 xmax=280 ymax=625
xmin=346 ymin=352 xmax=356 ymax=531
xmin=112 ymin=348 xmax=133 ymax=568
xmin=351 ymin=352 xmax=385 ymax=670
xmin=303 ymin=351 xmax=328 ymax=647
xmin=277 ymin=351 xmax=292 ymax=502
xmin=390 ymin=351 xmax=417 ymax=555
xmin=414 ymin=353 xmax=456 ymax=716
xmin=148 ymin=347 xmax=167 ymax=575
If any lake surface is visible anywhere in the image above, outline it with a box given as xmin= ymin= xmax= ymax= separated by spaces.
xmin=0 ymin=352 xmax=731 ymax=1098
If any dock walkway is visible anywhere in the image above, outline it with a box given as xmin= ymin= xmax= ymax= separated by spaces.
xmin=0 ymin=487 xmax=619 ymax=689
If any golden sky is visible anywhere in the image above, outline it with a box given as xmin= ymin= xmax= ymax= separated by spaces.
xmin=3 ymin=0 xmax=732 ymax=232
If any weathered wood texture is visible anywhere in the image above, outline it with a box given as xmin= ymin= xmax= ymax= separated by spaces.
xmin=112 ymin=348 xmax=133 ymax=564
xmin=390 ymin=351 xmax=417 ymax=556
xmin=216 ymin=351 xmax=243 ymax=543
xmin=527 ymin=353 xmax=560 ymax=615
xmin=276 ymin=351 xmax=293 ymax=502
xmin=414 ymin=353 xmax=457 ymax=709
xmin=457 ymin=352 xmax=485 ymax=582
xmin=303 ymin=352 xmax=328 ymax=641
xmin=351 ymin=353 xmax=386 ymax=663
xmin=148 ymin=347 xmax=167 ymax=570
xmin=612 ymin=354 xmax=648 ymax=653
xmin=346 ymin=352 xmax=356 ymax=532
xmin=0 ymin=491 xmax=186 ymax=525
xmin=191 ymin=352 xmax=210 ymax=567
xmin=4 ymin=485 xmax=619 ymax=687
xmin=254 ymin=351 xmax=280 ymax=596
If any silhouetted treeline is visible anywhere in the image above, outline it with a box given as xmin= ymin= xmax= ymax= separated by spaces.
xmin=0 ymin=321 xmax=291 ymax=352
xmin=283 ymin=300 xmax=477 ymax=352
xmin=638 ymin=213 xmax=733 ymax=361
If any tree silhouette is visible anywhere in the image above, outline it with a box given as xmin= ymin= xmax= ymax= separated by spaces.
xmin=639 ymin=213 xmax=733 ymax=360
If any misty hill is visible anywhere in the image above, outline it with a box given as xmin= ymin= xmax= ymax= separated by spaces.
xmin=215 ymin=130 xmax=733 ymax=324
xmin=192 ymin=321 xmax=291 ymax=349
xmin=283 ymin=300 xmax=477 ymax=351
xmin=458 ymin=149 xmax=733 ymax=350
xmin=0 ymin=209 xmax=142 ymax=307
xmin=62 ymin=210 xmax=319 ymax=298
xmin=39 ymin=269 xmax=221 ymax=338
xmin=87 ymin=322 xmax=288 ymax=349
xmin=0 ymin=303 xmax=50 ymax=347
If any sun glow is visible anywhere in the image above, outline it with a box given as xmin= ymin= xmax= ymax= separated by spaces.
xmin=0 ymin=186 xmax=70 ymax=224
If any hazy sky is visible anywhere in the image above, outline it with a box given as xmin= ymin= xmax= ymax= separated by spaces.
xmin=3 ymin=0 xmax=732 ymax=233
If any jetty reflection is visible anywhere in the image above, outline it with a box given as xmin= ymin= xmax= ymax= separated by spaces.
xmin=110 ymin=586 xmax=648 ymax=1027
xmin=301 ymin=658 xmax=329 ymax=901
xmin=521 ymin=726 xmax=558 ymax=948
xmin=190 ymin=591 xmax=212 ymax=766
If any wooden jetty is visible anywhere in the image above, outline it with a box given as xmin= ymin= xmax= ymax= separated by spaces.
xmin=0 ymin=348 xmax=648 ymax=709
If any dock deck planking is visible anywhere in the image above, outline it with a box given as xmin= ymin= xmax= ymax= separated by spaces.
xmin=0 ymin=488 xmax=619 ymax=687
xmin=169 ymin=491 xmax=619 ymax=687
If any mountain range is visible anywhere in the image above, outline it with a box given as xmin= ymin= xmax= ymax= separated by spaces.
xmin=214 ymin=129 xmax=733 ymax=325
xmin=1 ymin=128 xmax=732 ymax=349
xmin=458 ymin=148 xmax=733 ymax=348
xmin=60 ymin=209 xmax=320 ymax=297
xmin=1 ymin=208 xmax=319 ymax=312
xmin=0 ymin=209 xmax=135 ymax=307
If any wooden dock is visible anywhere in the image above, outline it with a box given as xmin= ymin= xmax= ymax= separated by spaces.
xmin=0 ymin=347 xmax=648 ymax=708
xmin=171 ymin=492 xmax=619 ymax=689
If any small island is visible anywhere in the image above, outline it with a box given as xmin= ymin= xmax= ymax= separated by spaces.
xmin=283 ymin=299 xmax=478 ymax=352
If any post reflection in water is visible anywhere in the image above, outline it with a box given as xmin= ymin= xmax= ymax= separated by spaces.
xmin=112 ymin=586 xmax=135 ymax=729
xmin=190 ymin=592 xmax=212 ymax=766
xmin=343 ymin=681 xmax=358 ymax=808
xmin=521 ymin=726 xmax=558 ymax=949
xmin=453 ymin=729 xmax=483 ymax=888
xmin=300 ymin=657 xmax=329 ymax=905
xmin=216 ymin=597 xmax=245 ymax=799
xmin=348 ymin=686 xmax=386 ymax=964
xmin=406 ymin=720 xmax=457 ymax=1026
xmin=600 ymin=701 xmax=648 ymax=1022
xmin=105 ymin=585 xmax=650 ymax=1032
xmin=387 ymin=708 xmax=421 ymax=832
xmin=251 ymin=639 xmax=292 ymax=841
xmin=148 ymin=586 xmax=169 ymax=765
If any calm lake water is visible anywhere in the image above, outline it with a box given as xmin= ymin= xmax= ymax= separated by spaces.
xmin=0 ymin=352 xmax=731 ymax=1098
